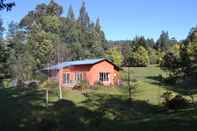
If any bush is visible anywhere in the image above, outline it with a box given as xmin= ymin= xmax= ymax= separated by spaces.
xmin=168 ymin=95 xmax=190 ymax=109
xmin=161 ymin=91 xmax=190 ymax=110
xmin=94 ymin=81 xmax=104 ymax=87
xmin=161 ymin=91 xmax=173 ymax=104
xmin=73 ymin=80 xmax=89 ymax=91
xmin=2 ymin=79 xmax=12 ymax=88
xmin=149 ymin=49 xmax=161 ymax=64
xmin=129 ymin=46 xmax=150 ymax=67
xmin=40 ymin=80 xmax=58 ymax=90
xmin=160 ymin=52 xmax=181 ymax=83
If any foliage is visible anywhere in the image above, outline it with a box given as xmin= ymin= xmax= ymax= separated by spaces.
xmin=28 ymin=30 xmax=59 ymax=68
xmin=168 ymin=95 xmax=190 ymax=109
xmin=0 ymin=41 xmax=10 ymax=85
xmin=9 ymin=51 xmax=36 ymax=87
xmin=0 ymin=0 xmax=15 ymax=11
xmin=105 ymin=47 xmax=123 ymax=66
xmin=129 ymin=46 xmax=150 ymax=67
xmin=77 ymin=1 xmax=90 ymax=31
xmin=40 ymin=80 xmax=58 ymax=90
xmin=0 ymin=18 xmax=10 ymax=86
xmin=6 ymin=21 xmax=36 ymax=87
xmin=156 ymin=31 xmax=177 ymax=51
xmin=148 ymin=48 xmax=161 ymax=64
xmin=20 ymin=1 xmax=106 ymax=66
xmin=160 ymin=52 xmax=180 ymax=74
xmin=161 ymin=91 xmax=174 ymax=104
xmin=161 ymin=27 xmax=197 ymax=85
xmin=67 ymin=5 xmax=75 ymax=21
xmin=161 ymin=91 xmax=190 ymax=110
xmin=73 ymin=80 xmax=90 ymax=94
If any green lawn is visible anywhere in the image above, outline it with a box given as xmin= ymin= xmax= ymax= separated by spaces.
xmin=1 ymin=66 xmax=197 ymax=131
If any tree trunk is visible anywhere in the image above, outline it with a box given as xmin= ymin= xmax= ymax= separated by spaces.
xmin=59 ymin=81 xmax=63 ymax=100
xmin=46 ymin=89 xmax=49 ymax=108
xmin=58 ymin=69 xmax=63 ymax=100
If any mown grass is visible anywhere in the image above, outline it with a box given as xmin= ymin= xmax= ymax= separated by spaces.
xmin=1 ymin=66 xmax=197 ymax=131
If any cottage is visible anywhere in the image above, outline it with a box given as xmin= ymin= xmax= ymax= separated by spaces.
xmin=42 ymin=58 xmax=120 ymax=87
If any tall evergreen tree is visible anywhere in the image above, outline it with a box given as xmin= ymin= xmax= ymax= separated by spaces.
xmin=6 ymin=21 xmax=36 ymax=86
xmin=156 ymin=31 xmax=170 ymax=51
xmin=0 ymin=18 xmax=10 ymax=86
xmin=67 ymin=5 xmax=75 ymax=21
xmin=47 ymin=0 xmax=63 ymax=16
xmin=95 ymin=17 xmax=101 ymax=33
xmin=78 ymin=2 xmax=90 ymax=31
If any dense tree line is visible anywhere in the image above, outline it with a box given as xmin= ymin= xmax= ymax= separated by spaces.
xmin=0 ymin=0 xmax=196 ymax=87
xmin=110 ymin=33 xmax=178 ymax=67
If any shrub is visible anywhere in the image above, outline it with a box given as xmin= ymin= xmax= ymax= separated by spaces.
xmin=129 ymin=46 xmax=150 ymax=67
xmin=2 ymin=79 xmax=12 ymax=88
xmin=73 ymin=80 xmax=89 ymax=91
xmin=161 ymin=91 xmax=190 ymax=110
xmin=40 ymin=80 xmax=58 ymax=90
xmin=161 ymin=91 xmax=174 ymax=104
xmin=168 ymin=95 xmax=190 ymax=109
xmin=94 ymin=81 xmax=104 ymax=88
xmin=149 ymin=49 xmax=161 ymax=64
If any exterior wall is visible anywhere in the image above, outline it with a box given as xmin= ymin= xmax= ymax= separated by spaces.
xmin=56 ymin=60 xmax=119 ymax=87
xmin=58 ymin=64 xmax=92 ymax=87
xmin=88 ymin=61 xmax=119 ymax=86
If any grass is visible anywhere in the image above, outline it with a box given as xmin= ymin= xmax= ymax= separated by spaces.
xmin=1 ymin=66 xmax=197 ymax=131
xmin=121 ymin=66 xmax=169 ymax=105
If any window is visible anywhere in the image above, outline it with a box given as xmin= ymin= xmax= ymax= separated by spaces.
xmin=63 ymin=73 xmax=70 ymax=84
xmin=99 ymin=72 xmax=109 ymax=82
xmin=75 ymin=72 xmax=83 ymax=81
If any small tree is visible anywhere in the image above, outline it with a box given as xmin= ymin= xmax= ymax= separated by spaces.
xmin=105 ymin=47 xmax=123 ymax=66
xmin=40 ymin=80 xmax=58 ymax=108
xmin=127 ymin=67 xmax=137 ymax=101
xmin=129 ymin=46 xmax=150 ymax=67
xmin=79 ymin=80 xmax=89 ymax=96
xmin=160 ymin=52 xmax=180 ymax=78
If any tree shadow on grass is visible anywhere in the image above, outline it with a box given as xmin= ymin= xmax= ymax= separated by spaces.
xmin=146 ymin=76 xmax=197 ymax=95
xmin=1 ymin=88 xmax=197 ymax=131
xmin=0 ymin=87 xmax=46 ymax=131
xmin=47 ymin=93 xmax=197 ymax=131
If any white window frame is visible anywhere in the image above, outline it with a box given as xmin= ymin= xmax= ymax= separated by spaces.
xmin=75 ymin=72 xmax=83 ymax=81
xmin=99 ymin=72 xmax=109 ymax=82
xmin=63 ymin=73 xmax=70 ymax=84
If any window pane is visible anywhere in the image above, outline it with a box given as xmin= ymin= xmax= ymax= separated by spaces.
xmin=64 ymin=73 xmax=70 ymax=83
xmin=75 ymin=72 xmax=83 ymax=81
xmin=99 ymin=72 xmax=109 ymax=81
